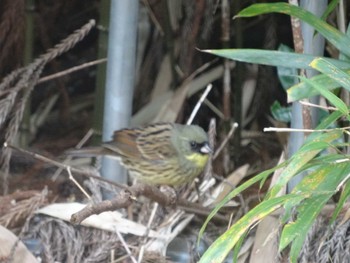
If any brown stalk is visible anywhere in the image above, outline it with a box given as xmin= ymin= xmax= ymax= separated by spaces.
xmin=0 ymin=20 xmax=96 ymax=194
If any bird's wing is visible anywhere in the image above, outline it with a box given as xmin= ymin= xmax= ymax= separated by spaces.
xmin=102 ymin=128 xmax=143 ymax=159
xmin=136 ymin=123 xmax=177 ymax=161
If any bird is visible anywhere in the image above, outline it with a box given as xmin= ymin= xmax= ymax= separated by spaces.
xmin=67 ymin=123 xmax=212 ymax=186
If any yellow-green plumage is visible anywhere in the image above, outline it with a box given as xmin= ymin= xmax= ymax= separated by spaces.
xmin=67 ymin=123 xmax=211 ymax=186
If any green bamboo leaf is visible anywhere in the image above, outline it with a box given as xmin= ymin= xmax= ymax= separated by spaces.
xmin=321 ymin=0 xmax=340 ymax=21
xmin=280 ymin=162 xmax=350 ymax=258
xmin=330 ymin=163 xmax=350 ymax=222
xmin=236 ymin=3 xmax=350 ymax=57
xmin=199 ymin=195 xmax=304 ymax=263
xmin=331 ymin=178 xmax=350 ymax=222
xmin=294 ymin=163 xmax=347 ymax=194
xmin=276 ymin=44 xmax=298 ymax=89
xmin=198 ymin=163 xmax=284 ymax=242
xmin=284 ymin=194 xmax=331 ymax=263
xmin=233 ymin=231 xmax=248 ymax=263
xmin=310 ymin=57 xmax=350 ymax=92
xmin=271 ymin=101 xmax=292 ymax=122
xmin=300 ymin=76 xmax=349 ymax=115
xmin=298 ymin=141 xmax=332 ymax=152
xmin=268 ymin=130 xmax=342 ymax=198
xmin=287 ymin=73 xmax=344 ymax=102
xmin=201 ymin=49 xmax=350 ymax=70
xmin=310 ymin=110 xmax=343 ymax=130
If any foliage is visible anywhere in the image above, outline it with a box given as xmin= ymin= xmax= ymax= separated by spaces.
xmin=199 ymin=2 xmax=350 ymax=263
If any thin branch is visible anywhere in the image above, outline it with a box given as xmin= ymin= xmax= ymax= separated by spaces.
xmin=264 ymin=126 xmax=350 ymax=133
xmin=213 ymin=122 xmax=239 ymax=160
xmin=299 ymin=100 xmax=337 ymax=111
xmin=187 ymin=83 xmax=212 ymax=125
xmin=115 ymin=229 xmax=138 ymax=263
xmin=3 ymin=142 xmax=127 ymax=190
xmin=203 ymin=98 xmax=225 ymax=119
xmin=67 ymin=167 xmax=91 ymax=200
xmin=38 ymin=58 xmax=107 ymax=84
xmin=51 ymin=128 xmax=95 ymax=181
xmin=141 ymin=0 xmax=164 ymax=35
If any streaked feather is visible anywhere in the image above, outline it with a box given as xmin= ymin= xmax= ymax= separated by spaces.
xmin=66 ymin=122 xmax=211 ymax=186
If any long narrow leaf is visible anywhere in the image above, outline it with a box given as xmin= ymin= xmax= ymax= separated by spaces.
xmin=300 ymin=75 xmax=349 ymax=115
xmin=236 ymin=3 xmax=350 ymax=57
xmin=310 ymin=57 xmax=350 ymax=92
xmin=198 ymin=163 xmax=285 ymax=242
xmin=321 ymin=0 xmax=340 ymax=21
xmin=201 ymin=49 xmax=350 ymax=70
xmin=199 ymin=195 xmax=305 ymax=263
xmin=285 ymin=194 xmax=331 ymax=263
xmin=331 ymin=179 xmax=350 ymax=223
xmin=287 ymin=73 xmax=346 ymax=102
xmin=280 ymin=162 xmax=350 ymax=262
xmin=268 ymin=130 xmax=342 ymax=198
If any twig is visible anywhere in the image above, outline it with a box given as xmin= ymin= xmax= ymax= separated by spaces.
xmin=203 ymin=98 xmax=225 ymax=119
xmin=183 ymin=58 xmax=219 ymax=86
xmin=0 ymin=58 xmax=107 ymax=98
xmin=138 ymin=202 xmax=159 ymax=263
xmin=51 ymin=128 xmax=95 ymax=181
xmin=264 ymin=126 xmax=350 ymax=133
xmin=3 ymin=142 xmax=127 ymax=190
xmin=141 ymin=0 xmax=164 ymax=35
xmin=299 ymin=100 xmax=337 ymax=111
xmin=115 ymin=229 xmax=138 ymax=263
xmin=70 ymin=182 xmax=229 ymax=225
xmin=213 ymin=122 xmax=239 ymax=160
xmin=38 ymin=58 xmax=107 ymax=84
xmin=0 ymin=19 xmax=96 ymax=194
xmin=70 ymin=184 xmax=176 ymax=224
xmin=66 ymin=167 xmax=91 ymax=200
xmin=187 ymin=84 xmax=213 ymax=125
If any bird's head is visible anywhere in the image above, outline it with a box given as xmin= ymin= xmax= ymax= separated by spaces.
xmin=172 ymin=124 xmax=212 ymax=168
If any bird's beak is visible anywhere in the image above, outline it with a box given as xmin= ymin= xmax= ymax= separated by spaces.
xmin=200 ymin=143 xmax=212 ymax=154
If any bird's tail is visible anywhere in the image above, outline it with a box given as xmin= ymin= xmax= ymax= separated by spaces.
xmin=65 ymin=147 xmax=114 ymax=157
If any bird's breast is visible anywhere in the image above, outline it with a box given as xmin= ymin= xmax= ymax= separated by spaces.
xmin=184 ymin=153 xmax=209 ymax=169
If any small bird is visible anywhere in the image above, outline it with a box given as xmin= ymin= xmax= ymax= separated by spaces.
xmin=67 ymin=123 xmax=212 ymax=186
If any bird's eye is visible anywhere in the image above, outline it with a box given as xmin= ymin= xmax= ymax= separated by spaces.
xmin=190 ymin=141 xmax=197 ymax=149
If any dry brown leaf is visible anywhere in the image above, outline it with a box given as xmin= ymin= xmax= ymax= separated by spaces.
xmin=209 ymin=164 xmax=250 ymax=205
xmin=249 ymin=152 xmax=286 ymax=263
xmin=0 ymin=225 xmax=38 ymax=263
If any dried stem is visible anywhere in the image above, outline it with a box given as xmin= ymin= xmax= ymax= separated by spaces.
xmin=214 ymin=122 xmax=238 ymax=160
xmin=186 ymin=83 xmax=212 ymax=125
xmin=0 ymin=19 xmax=96 ymax=193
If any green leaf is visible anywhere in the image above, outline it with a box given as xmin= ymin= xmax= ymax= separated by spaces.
xmin=312 ymin=110 xmax=343 ymax=130
xmin=331 ymin=165 xmax=350 ymax=222
xmin=270 ymin=101 xmax=292 ymax=122
xmin=199 ymin=195 xmax=305 ymax=263
xmin=201 ymin=49 xmax=350 ymax=70
xmin=198 ymin=163 xmax=284 ymax=242
xmin=268 ymin=130 xmax=343 ymax=198
xmin=236 ymin=3 xmax=350 ymax=57
xmin=280 ymin=162 xmax=350 ymax=261
xmin=276 ymin=44 xmax=298 ymax=89
xmin=300 ymin=75 xmax=349 ymax=116
xmin=287 ymin=72 xmax=348 ymax=102
xmin=233 ymin=231 xmax=248 ymax=263
xmin=321 ymin=0 xmax=340 ymax=21
xmin=283 ymin=194 xmax=331 ymax=263
xmin=310 ymin=57 xmax=350 ymax=93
